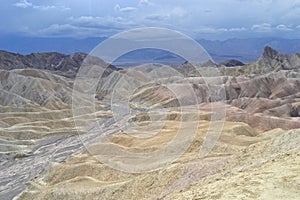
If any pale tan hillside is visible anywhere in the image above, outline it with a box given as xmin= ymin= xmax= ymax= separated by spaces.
xmin=15 ymin=116 xmax=300 ymax=200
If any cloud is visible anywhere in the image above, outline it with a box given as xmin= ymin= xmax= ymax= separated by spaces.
xmin=228 ymin=27 xmax=247 ymax=32
xmin=8 ymin=0 xmax=300 ymax=39
xmin=13 ymin=0 xmax=70 ymax=11
xmin=145 ymin=14 xmax=168 ymax=21
xmin=276 ymin=24 xmax=293 ymax=31
xmin=194 ymin=26 xmax=247 ymax=34
xmin=170 ymin=7 xmax=186 ymax=17
xmin=196 ymin=27 xmax=228 ymax=34
xmin=145 ymin=7 xmax=186 ymax=21
xmin=114 ymin=4 xmax=137 ymax=13
xmin=13 ymin=0 xmax=32 ymax=8
xmin=25 ymin=15 xmax=137 ymax=38
xmin=37 ymin=23 xmax=117 ymax=38
xmin=251 ymin=23 xmax=272 ymax=32
xmin=69 ymin=16 xmax=135 ymax=30
xmin=33 ymin=5 xmax=56 ymax=10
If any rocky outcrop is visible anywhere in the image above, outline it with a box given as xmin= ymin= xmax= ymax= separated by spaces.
xmin=219 ymin=59 xmax=245 ymax=67
xmin=290 ymin=103 xmax=300 ymax=117
xmin=221 ymin=46 xmax=300 ymax=77
xmin=257 ymin=46 xmax=300 ymax=71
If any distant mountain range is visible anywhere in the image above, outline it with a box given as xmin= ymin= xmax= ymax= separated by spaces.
xmin=0 ymin=35 xmax=104 ymax=55
xmin=198 ymin=38 xmax=300 ymax=63
xmin=1 ymin=45 xmax=299 ymax=79
xmin=0 ymin=36 xmax=300 ymax=64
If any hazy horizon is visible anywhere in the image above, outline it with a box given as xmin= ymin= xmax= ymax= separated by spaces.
xmin=1 ymin=36 xmax=300 ymax=63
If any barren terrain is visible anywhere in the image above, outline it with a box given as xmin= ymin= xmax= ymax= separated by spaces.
xmin=0 ymin=47 xmax=299 ymax=200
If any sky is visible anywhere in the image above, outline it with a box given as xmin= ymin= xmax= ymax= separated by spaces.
xmin=1 ymin=0 xmax=300 ymax=40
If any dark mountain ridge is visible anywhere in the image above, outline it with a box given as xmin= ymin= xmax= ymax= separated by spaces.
xmin=0 ymin=50 xmax=119 ymax=78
